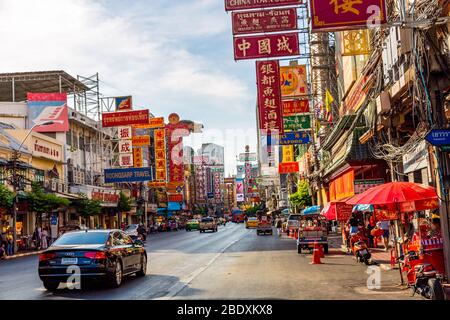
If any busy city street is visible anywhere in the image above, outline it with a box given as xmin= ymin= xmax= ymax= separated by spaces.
xmin=0 ymin=0 xmax=450 ymax=304
xmin=0 ymin=223 xmax=418 ymax=300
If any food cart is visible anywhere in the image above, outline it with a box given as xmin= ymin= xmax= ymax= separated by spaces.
xmin=296 ymin=211 xmax=329 ymax=254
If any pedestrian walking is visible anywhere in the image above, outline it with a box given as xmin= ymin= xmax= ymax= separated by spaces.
xmin=41 ymin=228 xmax=49 ymax=250
xmin=366 ymin=217 xmax=376 ymax=248
xmin=378 ymin=220 xmax=390 ymax=251
xmin=276 ymin=218 xmax=282 ymax=237
xmin=6 ymin=236 xmax=14 ymax=256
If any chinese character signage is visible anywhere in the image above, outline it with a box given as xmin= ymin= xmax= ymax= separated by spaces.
xmin=132 ymin=135 xmax=150 ymax=146
xmin=154 ymin=128 xmax=167 ymax=181
xmin=118 ymin=126 xmax=132 ymax=140
xmin=225 ymin=0 xmax=302 ymax=11
xmin=27 ymin=93 xmax=69 ymax=132
xmin=282 ymin=145 xmax=295 ymax=162
xmin=310 ymin=0 xmax=387 ymax=31
xmin=119 ymin=140 xmax=132 ymax=154
xmin=102 ymin=109 xmax=149 ymax=127
xmin=278 ymin=131 xmax=311 ymax=145
xmin=280 ymin=65 xmax=308 ymax=97
xmin=279 ymin=162 xmax=299 ymax=174
xmin=256 ymin=60 xmax=284 ymax=133
xmin=165 ymin=113 xmax=190 ymax=183
xmin=115 ymin=96 xmax=132 ymax=111
xmin=133 ymin=117 xmax=165 ymax=129
xmin=104 ymin=167 xmax=152 ymax=183
xmin=283 ymin=114 xmax=311 ymax=131
xmin=234 ymin=33 xmax=299 ymax=60
xmin=342 ymin=29 xmax=370 ymax=56
xmin=232 ymin=8 xmax=298 ymax=35
xmin=133 ymin=147 xmax=143 ymax=168
xmin=283 ymin=99 xmax=309 ymax=116
xmin=119 ymin=153 xmax=133 ymax=167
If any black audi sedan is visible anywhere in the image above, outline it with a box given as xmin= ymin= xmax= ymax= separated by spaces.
xmin=38 ymin=229 xmax=147 ymax=291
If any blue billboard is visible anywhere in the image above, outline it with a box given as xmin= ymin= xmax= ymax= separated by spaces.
xmin=267 ymin=131 xmax=311 ymax=145
xmin=104 ymin=167 xmax=153 ymax=183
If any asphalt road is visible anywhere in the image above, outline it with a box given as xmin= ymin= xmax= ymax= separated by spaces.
xmin=0 ymin=223 xmax=418 ymax=300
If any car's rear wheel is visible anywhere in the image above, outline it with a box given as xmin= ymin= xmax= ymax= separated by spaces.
xmin=43 ymin=280 xmax=59 ymax=292
xmin=136 ymin=255 xmax=147 ymax=277
xmin=106 ymin=261 xmax=123 ymax=288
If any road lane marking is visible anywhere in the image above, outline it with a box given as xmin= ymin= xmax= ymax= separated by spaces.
xmin=154 ymin=228 xmax=251 ymax=300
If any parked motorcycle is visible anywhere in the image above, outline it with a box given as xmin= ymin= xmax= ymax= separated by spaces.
xmin=349 ymin=233 xmax=371 ymax=265
xmin=399 ymin=251 xmax=445 ymax=300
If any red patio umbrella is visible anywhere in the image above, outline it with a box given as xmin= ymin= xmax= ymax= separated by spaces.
xmin=346 ymin=182 xmax=438 ymax=210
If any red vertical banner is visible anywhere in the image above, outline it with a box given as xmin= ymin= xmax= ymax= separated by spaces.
xmin=165 ymin=113 xmax=190 ymax=183
xmin=256 ymin=60 xmax=284 ymax=133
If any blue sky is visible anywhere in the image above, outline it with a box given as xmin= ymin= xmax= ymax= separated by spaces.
xmin=0 ymin=0 xmax=259 ymax=175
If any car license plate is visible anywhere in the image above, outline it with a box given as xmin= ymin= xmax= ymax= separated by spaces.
xmin=61 ymin=258 xmax=78 ymax=265
xmin=360 ymin=249 xmax=367 ymax=255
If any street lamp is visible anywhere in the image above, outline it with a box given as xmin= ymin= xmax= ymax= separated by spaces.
xmin=10 ymin=121 xmax=54 ymax=253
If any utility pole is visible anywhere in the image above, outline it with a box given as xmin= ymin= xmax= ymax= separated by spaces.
xmin=11 ymin=150 xmax=19 ymax=254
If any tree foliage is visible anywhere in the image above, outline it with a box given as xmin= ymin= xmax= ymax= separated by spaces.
xmin=117 ymin=191 xmax=131 ymax=213
xmin=77 ymin=194 xmax=102 ymax=217
xmin=0 ymin=184 xmax=14 ymax=210
xmin=289 ymin=180 xmax=312 ymax=209
xmin=27 ymin=182 xmax=70 ymax=214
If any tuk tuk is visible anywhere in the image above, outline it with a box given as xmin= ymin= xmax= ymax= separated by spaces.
xmin=296 ymin=211 xmax=329 ymax=254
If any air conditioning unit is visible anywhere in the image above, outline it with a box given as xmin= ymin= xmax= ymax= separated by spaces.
xmin=51 ymin=180 xmax=57 ymax=192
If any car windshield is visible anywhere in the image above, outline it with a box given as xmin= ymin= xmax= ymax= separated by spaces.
xmin=202 ymin=218 xmax=213 ymax=222
xmin=248 ymin=218 xmax=258 ymax=221
xmin=52 ymin=232 xmax=109 ymax=246
xmin=125 ymin=225 xmax=138 ymax=230
xmin=288 ymin=215 xmax=301 ymax=221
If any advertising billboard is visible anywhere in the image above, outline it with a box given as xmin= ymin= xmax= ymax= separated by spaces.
xmin=104 ymin=167 xmax=152 ymax=183
xmin=234 ymin=32 xmax=299 ymax=60
xmin=278 ymin=162 xmax=299 ymax=174
xmin=256 ymin=60 xmax=284 ymax=133
xmin=282 ymin=99 xmax=310 ymax=116
xmin=225 ymin=0 xmax=302 ymax=11
xmin=232 ymin=8 xmax=298 ymax=35
xmin=132 ymin=135 xmax=150 ymax=146
xmin=115 ymin=96 xmax=132 ymax=111
xmin=132 ymin=117 xmax=165 ymax=129
xmin=283 ymin=114 xmax=311 ymax=131
xmin=278 ymin=131 xmax=311 ymax=145
xmin=27 ymin=93 xmax=69 ymax=132
xmin=102 ymin=109 xmax=149 ymax=127
xmin=280 ymin=65 xmax=308 ymax=97
xmin=310 ymin=0 xmax=387 ymax=31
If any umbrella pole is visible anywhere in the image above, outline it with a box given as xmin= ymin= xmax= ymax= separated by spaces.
xmin=394 ymin=219 xmax=405 ymax=285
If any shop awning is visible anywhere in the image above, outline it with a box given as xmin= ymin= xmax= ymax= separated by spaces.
xmin=321 ymin=200 xmax=353 ymax=221
xmin=302 ymin=206 xmax=321 ymax=215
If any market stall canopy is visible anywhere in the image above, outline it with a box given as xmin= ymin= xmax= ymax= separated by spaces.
xmin=321 ymin=201 xmax=353 ymax=221
xmin=346 ymin=182 xmax=439 ymax=219
xmin=347 ymin=182 xmax=438 ymax=205
xmin=302 ymin=205 xmax=321 ymax=215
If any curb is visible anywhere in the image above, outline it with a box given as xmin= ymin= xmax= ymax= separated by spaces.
xmin=3 ymin=250 xmax=44 ymax=260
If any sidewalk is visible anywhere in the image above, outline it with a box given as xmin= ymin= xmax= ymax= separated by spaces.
xmin=1 ymin=249 xmax=44 ymax=261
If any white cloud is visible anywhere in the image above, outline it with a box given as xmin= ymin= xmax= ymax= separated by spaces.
xmin=0 ymin=0 xmax=256 ymax=173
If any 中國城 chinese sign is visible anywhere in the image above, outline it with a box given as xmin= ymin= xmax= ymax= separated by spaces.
xmin=225 ymin=0 xmax=302 ymax=11
xmin=310 ymin=0 xmax=387 ymax=31
xmin=234 ymin=32 xmax=299 ymax=60
xmin=256 ymin=60 xmax=284 ymax=133
xmin=232 ymin=8 xmax=298 ymax=35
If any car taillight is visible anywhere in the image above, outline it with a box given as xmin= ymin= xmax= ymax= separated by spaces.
xmin=84 ymin=251 xmax=107 ymax=260
xmin=39 ymin=252 xmax=56 ymax=261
